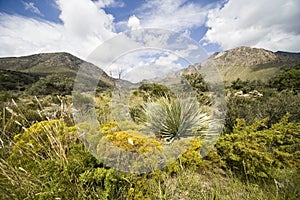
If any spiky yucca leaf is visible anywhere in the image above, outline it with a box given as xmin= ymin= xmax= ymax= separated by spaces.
xmin=139 ymin=96 xmax=208 ymax=143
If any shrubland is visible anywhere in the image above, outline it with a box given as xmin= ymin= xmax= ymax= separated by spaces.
xmin=0 ymin=69 xmax=299 ymax=199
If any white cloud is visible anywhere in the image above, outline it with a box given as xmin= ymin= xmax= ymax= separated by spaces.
xmin=55 ymin=0 xmax=115 ymax=40
xmin=104 ymin=50 xmax=184 ymax=83
xmin=155 ymin=53 xmax=178 ymax=67
xmin=175 ymin=44 xmax=199 ymax=57
xmin=127 ymin=15 xmax=140 ymax=30
xmin=88 ymin=28 xmax=208 ymax=82
xmin=94 ymin=0 xmax=124 ymax=8
xmin=133 ymin=0 xmax=208 ymax=32
xmin=204 ymin=0 xmax=300 ymax=52
xmin=0 ymin=0 xmax=117 ymax=59
xmin=23 ymin=1 xmax=44 ymax=16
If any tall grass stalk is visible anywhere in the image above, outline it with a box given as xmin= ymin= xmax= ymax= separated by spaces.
xmin=0 ymin=101 xmax=76 ymax=199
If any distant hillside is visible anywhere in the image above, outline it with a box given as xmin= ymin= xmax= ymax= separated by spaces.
xmin=0 ymin=52 xmax=114 ymax=94
xmin=186 ymin=46 xmax=300 ymax=84
xmin=1 ymin=47 xmax=300 ymax=93
xmin=0 ymin=69 xmax=39 ymax=91
xmin=0 ymin=53 xmax=83 ymax=79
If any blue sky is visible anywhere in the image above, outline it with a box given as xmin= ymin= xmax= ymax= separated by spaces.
xmin=0 ymin=0 xmax=299 ymax=61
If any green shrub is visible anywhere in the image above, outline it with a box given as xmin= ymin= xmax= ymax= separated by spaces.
xmin=79 ymin=168 xmax=131 ymax=199
xmin=138 ymin=83 xmax=173 ymax=100
xmin=230 ymin=78 xmax=265 ymax=93
xmin=27 ymin=74 xmax=74 ymax=95
xmin=225 ymin=89 xmax=300 ymax=133
xmin=183 ymin=73 xmax=212 ymax=104
xmin=183 ymin=73 xmax=208 ymax=92
xmin=1 ymin=120 xmax=88 ymax=199
xmin=217 ymin=115 xmax=300 ymax=179
xmin=269 ymin=68 xmax=300 ymax=92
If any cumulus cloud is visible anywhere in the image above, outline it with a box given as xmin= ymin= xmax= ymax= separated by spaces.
xmin=0 ymin=0 xmax=117 ymax=59
xmin=23 ymin=1 xmax=44 ymax=16
xmin=154 ymin=53 xmax=179 ymax=67
xmin=94 ymin=0 xmax=124 ymax=8
xmin=55 ymin=0 xmax=116 ymax=41
xmin=133 ymin=0 xmax=208 ymax=32
xmin=108 ymin=51 xmax=184 ymax=83
xmin=87 ymin=28 xmax=206 ymax=82
xmin=204 ymin=0 xmax=300 ymax=52
xmin=127 ymin=15 xmax=141 ymax=30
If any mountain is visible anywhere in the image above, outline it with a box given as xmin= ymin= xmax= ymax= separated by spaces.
xmin=0 ymin=52 xmax=80 ymax=75
xmin=146 ymin=46 xmax=300 ymax=87
xmin=186 ymin=46 xmax=300 ymax=84
xmin=0 ymin=52 xmax=114 ymax=94
xmin=1 ymin=47 xmax=300 ymax=93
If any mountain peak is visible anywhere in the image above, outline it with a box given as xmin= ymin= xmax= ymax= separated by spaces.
xmin=211 ymin=46 xmax=277 ymax=66
xmin=188 ymin=46 xmax=300 ymax=84
xmin=0 ymin=52 xmax=115 ymax=94
xmin=0 ymin=52 xmax=87 ymax=73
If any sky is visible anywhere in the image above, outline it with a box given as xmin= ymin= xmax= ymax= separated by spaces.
xmin=1 ymin=0 xmax=299 ymax=58
xmin=0 ymin=0 xmax=300 ymax=81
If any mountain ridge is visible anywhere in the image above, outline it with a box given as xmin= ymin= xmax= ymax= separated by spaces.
xmin=1 ymin=52 xmax=90 ymax=74
xmin=185 ymin=46 xmax=300 ymax=84
xmin=0 ymin=52 xmax=114 ymax=94
xmin=1 ymin=46 xmax=300 ymax=91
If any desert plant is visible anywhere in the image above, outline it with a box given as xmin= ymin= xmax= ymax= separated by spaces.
xmin=138 ymin=96 xmax=208 ymax=143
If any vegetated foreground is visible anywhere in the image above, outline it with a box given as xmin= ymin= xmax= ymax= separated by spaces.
xmin=0 ymin=52 xmax=300 ymax=199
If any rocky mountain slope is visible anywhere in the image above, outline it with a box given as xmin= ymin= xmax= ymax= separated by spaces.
xmin=187 ymin=46 xmax=300 ymax=84
xmin=0 ymin=52 xmax=114 ymax=93
xmin=1 ymin=47 xmax=299 ymax=93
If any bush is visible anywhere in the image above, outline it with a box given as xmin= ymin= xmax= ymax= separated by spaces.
xmin=183 ymin=73 xmax=208 ymax=92
xmin=0 ymin=98 xmax=44 ymax=148
xmin=1 ymin=120 xmax=133 ymax=199
xmin=269 ymin=69 xmax=300 ymax=92
xmin=224 ymin=89 xmax=300 ymax=133
xmin=27 ymin=74 xmax=74 ymax=95
xmin=9 ymin=120 xmax=77 ymax=168
xmin=97 ymin=122 xmax=163 ymax=173
xmin=217 ymin=115 xmax=300 ymax=179
xmin=183 ymin=73 xmax=211 ymax=104
xmin=230 ymin=78 xmax=265 ymax=93
xmin=138 ymin=83 xmax=173 ymax=100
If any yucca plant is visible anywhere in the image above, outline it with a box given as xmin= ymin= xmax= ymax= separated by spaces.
xmin=139 ymin=96 xmax=209 ymax=143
